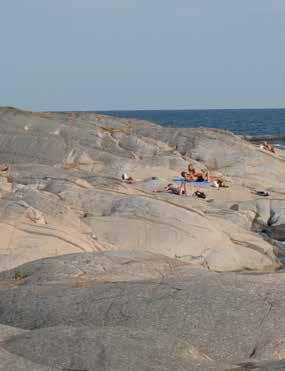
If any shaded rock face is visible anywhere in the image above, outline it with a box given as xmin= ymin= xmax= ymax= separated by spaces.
xmin=2 ymin=326 xmax=215 ymax=371
xmin=0 ymin=251 xmax=187 ymax=284
xmin=267 ymin=200 xmax=285 ymax=241
xmin=0 ymin=251 xmax=284 ymax=370
xmin=236 ymin=199 xmax=285 ymax=242
xmin=0 ymin=326 xmax=60 ymax=371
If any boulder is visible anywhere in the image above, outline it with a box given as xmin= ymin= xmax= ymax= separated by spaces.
xmin=0 ymin=254 xmax=284 ymax=368
xmin=0 ymin=251 xmax=187 ymax=284
xmin=1 ymin=326 xmax=222 ymax=371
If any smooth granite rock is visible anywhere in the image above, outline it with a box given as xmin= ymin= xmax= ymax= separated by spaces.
xmin=0 ymin=107 xmax=284 ymax=271
xmin=0 ymin=252 xmax=284 ymax=370
xmin=0 ymin=107 xmax=285 ymax=370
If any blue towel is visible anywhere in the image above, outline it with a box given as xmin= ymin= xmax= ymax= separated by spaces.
xmin=173 ymin=177 xmax=208 ymax=185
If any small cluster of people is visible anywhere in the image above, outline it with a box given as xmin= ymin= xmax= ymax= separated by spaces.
xmin=152 ymin=164 xmax=226 ymax=197
xmin=122 ymin=163 xmax=227 ymax=198
xmin=180 ymin=164 xmax=226 ymax=184
xmin=183 ymin=164 xmax=226 ymax=185
xmin=181 ymin=164 xmax=208 ymax=182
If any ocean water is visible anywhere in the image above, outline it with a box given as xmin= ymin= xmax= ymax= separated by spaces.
xmin=100 ymin=109 xmax=285 ymax=148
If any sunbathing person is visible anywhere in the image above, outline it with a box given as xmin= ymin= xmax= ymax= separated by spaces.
xmin=186 ymin=164 xmax=227 ymax=186
xmin=154 ymin=182 xmax=188 ymax=196
xmin=121 ymin=173 xmax=141 ymax=184
xmin=186 ymin=165 xmax=207 ymax=182
xmin=125 ymin=177 xmax=135 ymax=184
xmin=261 ymin=141 xmax=275 ymax=153
xmin=181 ymin=170 xmax=192 ymax=181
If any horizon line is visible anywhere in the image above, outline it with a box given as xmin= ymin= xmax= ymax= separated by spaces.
xmin=97 ymin=107 xmax=285 ymax=112
xmin=1 ymin=106 xmax=285 ymax=113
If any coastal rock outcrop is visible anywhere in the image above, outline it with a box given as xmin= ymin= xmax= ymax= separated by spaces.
xmin=0 ymin=107 xmax=283 ymax=272
xmin=135 ymin=126 xmax=285 ymax=189
xmin=0 ymin=107 xmax=285 ymax=369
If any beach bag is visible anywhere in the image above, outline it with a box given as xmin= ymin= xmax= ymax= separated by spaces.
xmin=194 ymin=191 xmax=206 ymax=199
xmin=255 ymin=191 xmax=269 ymax=197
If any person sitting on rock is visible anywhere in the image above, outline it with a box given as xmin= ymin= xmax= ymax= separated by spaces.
xmin=261 ymin=141 xmax=275 ymax=153
xmin=181 ymin=170 xmax=192 ymax=182
xmin=180 ymin=172 xmax=191 ymax=195
xmin=154 ymin=182 xmax=188 ymax=196
xmin=187 ymin=164 xmax=227 ymax=186
xmin=186 ymin=165 xmax=207 ymax=182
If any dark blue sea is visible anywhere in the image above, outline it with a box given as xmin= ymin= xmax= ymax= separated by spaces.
xmin=100 ymin=109 xmax=285 ymax=148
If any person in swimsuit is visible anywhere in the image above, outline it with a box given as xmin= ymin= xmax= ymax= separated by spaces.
xmin=262 ymin=141 xmax=275 ymax=153
xmin=187 ymin=163 xmax=226 ymax=184
xmin=186 ymin=165 xmax=207 ymax=181
xmin=121 ymin=173 xmax=138 ymax=184
xmin=154 ymin=182 xmax=188 ymax=196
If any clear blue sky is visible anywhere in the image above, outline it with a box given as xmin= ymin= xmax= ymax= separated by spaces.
xmin=1 ymin=0 xmax=284 ymax=110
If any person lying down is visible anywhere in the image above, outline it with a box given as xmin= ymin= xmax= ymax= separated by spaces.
xmin=121 ymin=173 xmax=141 ymax=184
xmin=182 ymin=167 xmax=228 ymax=188
xmin=153 ymin=183 xmax=188 ymax=196
xmin=260 ymin=141 xmax=275 ymax=154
